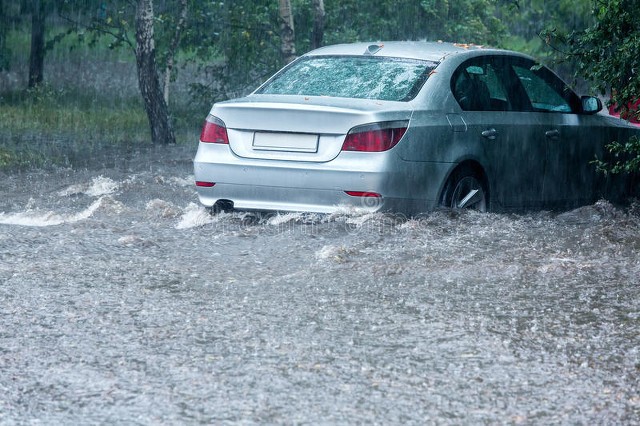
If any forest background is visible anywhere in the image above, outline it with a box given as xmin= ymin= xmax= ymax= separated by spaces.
xmin=0 ymin=0 xmax=637 ymax=171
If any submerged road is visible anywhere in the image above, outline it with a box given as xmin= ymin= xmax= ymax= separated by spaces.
xmin=1 ymin=145 xmax=639 ymax=423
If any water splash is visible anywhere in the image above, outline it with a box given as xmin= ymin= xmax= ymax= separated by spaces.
xmin=267 ymin=212 xmax=306 ymax=226
xmin=146 ymin=199 xmax=182 ymax=219
xmin=0 ymin=197 xmax=105 ymax=227
xmin=58 ymin=176 xmax=119 ymax=197
xmin=175 ymin=203 xmax=216 ymax=229
xmin=168 ymin=176 xmax=195 ymax=187
xmin=315 ymin=244 xmax=361 ymax=262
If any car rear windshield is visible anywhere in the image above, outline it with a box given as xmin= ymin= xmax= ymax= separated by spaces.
xmin=255 ymin=56 xmax=436 ymax=102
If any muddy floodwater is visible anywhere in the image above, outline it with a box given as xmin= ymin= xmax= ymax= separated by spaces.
xmin=0 ymin=145 xmax=639 ymax=424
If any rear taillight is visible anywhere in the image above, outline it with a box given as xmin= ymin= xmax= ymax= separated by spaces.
xmin=195 ymin=181 xmax=215 ymax=187
xmin=344 ymin=191 xmax=381 ymax=198
xmin=200 ymin=115 xmax=229 ymax=144
xmin=345 ymin=190 xmax=383 ymax=209
xmin=341 ymin=121 xmax=408 ymax=152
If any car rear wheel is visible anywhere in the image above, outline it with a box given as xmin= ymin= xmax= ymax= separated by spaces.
xmin=440 ymin=168 xmax=488 ymax=212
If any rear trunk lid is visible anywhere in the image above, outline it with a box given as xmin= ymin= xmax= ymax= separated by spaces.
xmin=211 ymin=95 xmax=412 ymax=162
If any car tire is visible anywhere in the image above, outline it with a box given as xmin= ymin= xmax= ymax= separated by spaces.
xmin=440 ymin=167 xmax=488 ymax=212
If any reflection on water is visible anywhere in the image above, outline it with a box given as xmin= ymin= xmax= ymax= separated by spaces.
xmin=0 ymin=146 xmax=638 ymax=423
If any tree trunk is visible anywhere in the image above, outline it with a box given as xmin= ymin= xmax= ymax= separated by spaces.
xmin=28 ymin=0 xmax=46 ymax=88
xmin=0 ymin=0 xmax=9 ymax=71
xmin=135 ymin=0 xmax=175 ymax=145
xmin=163 ymin=0 xmax=188 ymax=105
xmin=278 ymin=0 xmax=296 ymax=64
xmin=311 ymin=0 xmax=324 ymax=49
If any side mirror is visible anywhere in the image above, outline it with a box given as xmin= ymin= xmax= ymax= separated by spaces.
xmin=581 ymin=96 xmax=602 ymax=114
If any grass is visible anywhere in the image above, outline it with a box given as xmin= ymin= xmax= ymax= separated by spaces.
xmin=2 ymin=85 xmax=146 ymax=134
xmin=0 ymin=82 xmax=199 ymax=170
xmin=0 ymin=27 xmax=204 ymax=171
xmin=0 ymin=86 xmax=202 ymax=170
xmin=0 ymin=85 xmax=145 ymax=169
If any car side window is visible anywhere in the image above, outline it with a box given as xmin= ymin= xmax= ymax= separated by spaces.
xmin=452 ymin=60 xmax=510 ymax=111
xmin=512 ymin=65 xmax=575 ymax=113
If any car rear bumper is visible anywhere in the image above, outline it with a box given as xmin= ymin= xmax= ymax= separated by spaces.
xmin=193 ymin=143 xmax=448 ymax=214
xmin=195 ymin=182 xmax=393 ymax=213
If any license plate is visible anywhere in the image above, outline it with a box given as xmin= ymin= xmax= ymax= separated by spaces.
xmin=252 ymin=132 xmax=319 ymax=153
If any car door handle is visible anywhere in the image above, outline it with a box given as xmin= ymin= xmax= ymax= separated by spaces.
xmin=481 ymin=128 xmax=498 ymax=140
xmin=545 ymin=129 xmax=560 ymax=140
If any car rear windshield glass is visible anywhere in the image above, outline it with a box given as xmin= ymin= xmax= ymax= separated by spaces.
xmin=256 ymin=56 xmax=436 ymax=101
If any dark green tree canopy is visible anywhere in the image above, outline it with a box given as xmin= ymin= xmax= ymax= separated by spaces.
xmin=567 ymin=0 xmax=640 ymax=174
xmin=571 ymin=0 xmax=639 ymax=115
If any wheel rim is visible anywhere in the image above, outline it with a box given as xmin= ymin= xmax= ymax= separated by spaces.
xmin=451 ymin=176 xmax=487 ymax=211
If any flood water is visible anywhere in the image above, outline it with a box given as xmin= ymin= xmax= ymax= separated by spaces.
xmin=1 ymin=145 xmax=639 ymax=424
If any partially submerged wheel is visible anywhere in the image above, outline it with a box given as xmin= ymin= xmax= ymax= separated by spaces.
xmin=440 ymin=168 xmax=488 ymax=212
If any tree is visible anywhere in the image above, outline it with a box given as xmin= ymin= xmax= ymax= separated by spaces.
xmin=570 ymin=0 xmax=640 ymax=174
xmin=311 ymin=0 xmax=324 ymax=49
xmin=135 ymin=0 xmax=175 ymax=145
xmin=58 ymin=0 xmax=178 ymax=144
xmin=316 ymin=0 xmax=505 ymax=47
xmin=278 ymin=0 xmax=296 ymax=63
xmin=0 ymin=0 xmax=10 ymax=71
xmin=26 ymin=0 xmax=72 ymax=88
xmin=162 ymin=0 xmax=188 ymax=105
xmin=179 ymin=0 xmax=283 ymax=103
xmin=571 ymin=0 xmax=639 ymax=118
xmin=14 ymin=1 xmax=98 ymax=88
xmin=28 ymin=0 xmax=46 ymax=87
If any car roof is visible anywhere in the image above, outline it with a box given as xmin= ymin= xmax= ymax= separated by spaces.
xmin=305 ymin=41 xmax=527 ymax=63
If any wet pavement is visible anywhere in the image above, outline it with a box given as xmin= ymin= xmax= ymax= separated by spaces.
xmin=1 ymin=145 xmax=639 ymax=424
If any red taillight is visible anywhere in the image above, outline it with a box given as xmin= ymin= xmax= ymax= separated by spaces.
xmin=195 ymin=181 xmax=215 ymax=187
xmin=200 ymin=115 xmax=229 ymax=144
xmin=345 ymin=191 xmax=381 ymax=198
xmin=342 ymin=121 xmax=408 ymax=152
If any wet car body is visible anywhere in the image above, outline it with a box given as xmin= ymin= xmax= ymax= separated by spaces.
xmin=194 ymin=41 xmax=640 ymax=214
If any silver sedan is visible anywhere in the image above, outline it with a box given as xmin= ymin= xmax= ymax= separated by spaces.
xmin=194 ymin=41 xmax=639 ymax=213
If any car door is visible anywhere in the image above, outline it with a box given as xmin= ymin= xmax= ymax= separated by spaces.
xmin=509 ymin=62 xmax=601 ymax=207
xmin=451 ymin=56 xmax=546 ymax=209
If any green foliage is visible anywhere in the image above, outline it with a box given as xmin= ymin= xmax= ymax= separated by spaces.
xmin=189 ymin=0 xmax=597 ymax=100
xmin=3 ymin=0 xmax=596 ymax=105
xmin=312 ymin=0 xmax=506 ymax=46
xmin=500 ymin=0 xmax=593 ymax=82
xmin=593 ymin=137 xmax=640 ymax=176
xmin=571 ymin=0 xmax=639 ymax=114
xmin=66 ymin=0 xmax=136 ymax=51
xmin=568 ymin=0 xmax=640 ymax=174
xmin=186 ymin=0 xmax=515 ymax=103
xmin=183 ymin=0 xmax=282 ymax=102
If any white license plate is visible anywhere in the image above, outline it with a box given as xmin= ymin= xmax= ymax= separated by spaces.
xmin=252 ymin=132 xmax=319 ymax=153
